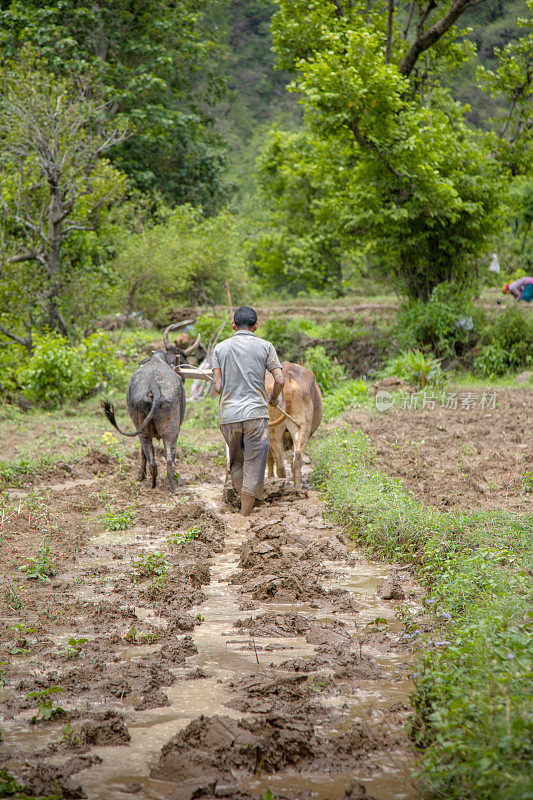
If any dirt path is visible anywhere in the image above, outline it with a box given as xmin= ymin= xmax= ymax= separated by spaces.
xmin=0 ymin=454 xmax=420 ymax=800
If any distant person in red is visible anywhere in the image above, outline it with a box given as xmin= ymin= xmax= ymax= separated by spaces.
xmin=503 ymin=277 xmax=533 ymax=303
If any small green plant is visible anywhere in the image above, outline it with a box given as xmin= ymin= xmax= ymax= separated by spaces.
xmin=521 ymin=470 xmax=533 ymax=494
xmin=167 ymin=524 xmax=202 ymax=547
xmin=4 ymin=581 xmax=23 ymax=610
xmin=124 ymin=625 xmax=159 ymax=644
xmin=18 ymin=542 xmax=57 ymax=581
xmin=61 ymin=721 xmax=81 ymax=746
xmin=383 ymin=349 xmax=443 ymax=388
xmin=196 ymin=613 xmax=205 ymax=622
xmin=61 ymin=637 xmax=88 ymax=659
xmin=100 ymin=505 xmax=136 ymax=530
xmin=0 ymin=768 xmax=23 ymax=796
xmin=26 ymin=686 xmax=65 ymax=723
xmin=9 ymin=623 xmax=34 ymax=655
xmin=0 ymin=662 xmax=8 ymax=686
xmin=134 ymin=551 xmax=168 ymax=579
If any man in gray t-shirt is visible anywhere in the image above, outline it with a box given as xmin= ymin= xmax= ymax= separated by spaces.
xmin=212 ymin=306 xmax=284 ymax=516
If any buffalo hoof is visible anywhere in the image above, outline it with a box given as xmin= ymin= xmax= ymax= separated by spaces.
xmin=137 ymin=473 xmax=146 ymax=482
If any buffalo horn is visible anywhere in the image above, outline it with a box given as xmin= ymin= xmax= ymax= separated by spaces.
xmin=162 ymin=321 xmax=192 ymax=349
xmin=183 ymin=333 xmax=201 ymax=355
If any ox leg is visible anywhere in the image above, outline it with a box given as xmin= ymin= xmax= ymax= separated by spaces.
xmin=269 ymin=432 xmax=286 ymax=479
xmin=291 ymin=431 xmax=309 ymax=489
xmin=140 ymin=435 xmax=157 ymax=488
xmin=267 ymin=449 xmax=275 ymax=478
xmin=165 ymin=436 xmax=178 ymax=495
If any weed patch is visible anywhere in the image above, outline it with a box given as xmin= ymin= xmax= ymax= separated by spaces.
xmin=313 ymin=431 xmax=532 ymax=800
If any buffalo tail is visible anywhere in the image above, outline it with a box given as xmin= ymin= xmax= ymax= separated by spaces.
xmin=101 ymin=387 xmax=161 ymax=437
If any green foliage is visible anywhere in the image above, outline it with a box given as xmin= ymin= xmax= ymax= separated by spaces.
xmin=26 ymin=686 xmax=65 ymax=723
xmin=193 ymin=313 xmax=232 ymax=347
xmin=61 ymin=637 xmax=88 ymax=659
xmin=0 ymin=0 xmax=229 ymax=209
xmin=19 ymin=331 xmax=127 ymax=407
xmin=322 ymin=378 xmax=369 ymax=421
xmin=0 ymin=54 xmax=128 ymax=343
xmin=251 ymin=129 xmax=345 ymax=295
xmin=18 ymin=542 xmax=56 ymax=582
xmin=383 ymin=350 xmax=443 ymax=389
xmin=0 ymin=769 xmax=23 ymax=797
xmin=396 ymin=286 xmax=482 ymax=361
xmin=259 ymin=1 xmax=530 ymax=300
xmin=476 ymin=306 xmax=533 ymax=376
xmin=313 ymin=430 xmax=532 ymax=800
xmin=134 ymin=551 xmax=168 ymax=579
xmin=124 ymin=625 xmax=159 ymax=645
xmin=100 ymin=505 xmax=136 ymax=531
xmin=303 ymin=346 xmax=345 ymax=394
xmin=167 ymin=524 xmax=202 ymax=547
xmin=8 ymin=623 xmax=34 ymax=655
xmin=114 ymin=206 xmax=246 ymax=322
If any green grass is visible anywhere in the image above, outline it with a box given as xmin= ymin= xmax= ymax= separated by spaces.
xmin=313 ymin=430 xmax=532 ymax=800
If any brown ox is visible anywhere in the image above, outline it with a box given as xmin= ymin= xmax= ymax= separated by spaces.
xmin=265 ymin=361 xmax=323 ymax=489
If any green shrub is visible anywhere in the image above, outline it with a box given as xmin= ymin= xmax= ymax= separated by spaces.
xmin=20 ymin=331 xmax=127 ymax=406
xmin=322 ymin=378 xmax=369 ymax=420
xmin=383 ymin=349 xmax=443 ymax=388
xmin=303 ymin=345 xmax=345 ymax=394
xmin=193 ymin=313 xmax=232 ymax=347
xmin=476 ymin=307 xmax=533 ymax=377
xmin=397 ymin=285 xmax=482 ymax=361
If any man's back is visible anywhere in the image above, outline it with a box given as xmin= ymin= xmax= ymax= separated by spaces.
xmin=212 ymin=331 xmax=281 ymax=424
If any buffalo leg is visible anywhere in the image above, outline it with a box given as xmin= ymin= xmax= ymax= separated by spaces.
xmin=138 ymin=448 xmax=147 ymax=482
xmin=164 ymin=436 xmax=178 ymax=494
xmin=139 ymin=434 xmax=157 ymax=488
xmin=267 ymin=449 xmax=275 ymax=478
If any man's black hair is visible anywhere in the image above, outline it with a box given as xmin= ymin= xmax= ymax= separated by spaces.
xmin=233 ymin=306 xmax=257 ymax=328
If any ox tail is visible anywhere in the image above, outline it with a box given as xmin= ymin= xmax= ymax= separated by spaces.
xmin=101 ymin=387 xmax=161 ymax=438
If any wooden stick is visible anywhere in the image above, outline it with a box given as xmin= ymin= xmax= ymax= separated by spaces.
xmin=269 ymin=406 xmax=302 ymax=428
xmin=226 ymin=281 xmax=233 ymax=318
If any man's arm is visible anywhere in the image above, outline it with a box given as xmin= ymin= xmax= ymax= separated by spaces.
xmin=268 ymin=367 xmax=284 ymax=407
xmin=213 ymin=367 xmax=222 ymax=395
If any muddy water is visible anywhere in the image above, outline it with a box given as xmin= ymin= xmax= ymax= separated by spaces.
xmin=1 ymin=477 xmax=419 ymax=800
xmin=76 ymin=488 xmax=417 ymax=800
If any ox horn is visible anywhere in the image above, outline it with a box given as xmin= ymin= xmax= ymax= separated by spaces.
xmin=183 ymin=333 xmax=201 ymax=355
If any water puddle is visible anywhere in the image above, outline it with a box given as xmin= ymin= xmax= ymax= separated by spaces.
xmin=1 ymin=480 xmax=418 ymax=800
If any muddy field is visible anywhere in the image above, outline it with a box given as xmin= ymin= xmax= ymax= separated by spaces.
xmin=0 ymin=436 xmax=424 ymax=800
xmin=340 ymin=387 xmax=533 ymax=514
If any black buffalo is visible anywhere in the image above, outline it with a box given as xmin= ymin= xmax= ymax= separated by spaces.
xmin=101 ymin=323 xmax=201 ymax=494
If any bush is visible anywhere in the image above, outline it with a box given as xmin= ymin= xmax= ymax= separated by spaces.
xmin=303 ymin=345 xmax=345 ymax=394
xmin=476 ymin=306 xmax=533 ymax=377
xmin=193 ymin=313 xmax=232 ymax=348
xmin=397 ymin=285 xmax=482 ymax=362
xmin=383 ymin=349 xmax=443 ymax=388
xmin=322 ymin=378 xmax=369 ymax=420
xmin=20 ymin=332 xmax=127 ymax=406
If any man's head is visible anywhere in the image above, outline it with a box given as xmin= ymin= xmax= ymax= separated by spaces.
xmin=233 ymin=306 xmax=258 ymax=332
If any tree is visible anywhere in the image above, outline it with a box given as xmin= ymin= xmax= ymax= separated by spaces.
xmin=0 ymin=0 xmax=229 ymax=210
xmin=113 ymin=205 xmax=247 ymax=324
xmin=250 ymin=128 xmax=346 ymax=295
xmin=253 ymin=0 xmax=531 ymax=300
xmin=0 ymin=55 xmax=128 ymax=347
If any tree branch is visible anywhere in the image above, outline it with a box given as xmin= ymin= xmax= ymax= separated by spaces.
xmin=385 ymin=0 xmax=394 ymax=64
xmin=0 ymin=321 xmax=31 ymax=349
xmin=400 ymin=0 xmax=487 ymax=77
